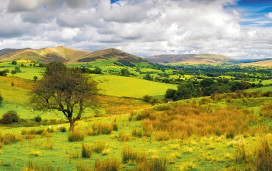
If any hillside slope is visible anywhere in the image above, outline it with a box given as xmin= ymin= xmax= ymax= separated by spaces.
xmin=0 ymin=47 xmax=148 ymax=64
xmin=0 ymin=46 xmax=92 ymax=63
xmin=241 ymin=59 xmax=272 ymax=67
xmin=0 ymin=48 xmax=26 ymax=56
xmin=73 ymin=48 xmax=146 ymax=64
xmin=144 ymin=54 xmax=236 ymax=64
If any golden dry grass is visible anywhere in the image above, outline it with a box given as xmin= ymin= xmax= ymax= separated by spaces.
xmin=139 ymin=104 xmax=256 ymax=139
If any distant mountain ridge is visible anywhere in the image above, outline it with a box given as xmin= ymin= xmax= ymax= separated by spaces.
xmin=0 ymin=46 xmax=146 ymax=64
xmin=144 ymin=54 xmax=237 ymax=65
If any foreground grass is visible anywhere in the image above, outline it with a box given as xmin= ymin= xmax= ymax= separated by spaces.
xmin=0 ymin=94 xmax=272 ymax=170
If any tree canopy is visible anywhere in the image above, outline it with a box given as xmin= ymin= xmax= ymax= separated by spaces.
xmin=31 ymin=62 xmax=99 ymax=131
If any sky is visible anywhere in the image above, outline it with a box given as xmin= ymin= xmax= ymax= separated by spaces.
xmin=0 ymin=0 xmax=272 ymax=59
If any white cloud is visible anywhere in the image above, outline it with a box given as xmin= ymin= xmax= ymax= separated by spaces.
xmin=60 ymin=28 xmax=80 ymax=40
xmin=266 ymin=12 xmax=272 ymax=19
xmin=0 ymin=0 xmax=272 ymax=59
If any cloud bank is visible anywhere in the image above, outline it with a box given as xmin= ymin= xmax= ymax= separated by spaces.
xmin=0 ymin=0 xmax=272 ymax=59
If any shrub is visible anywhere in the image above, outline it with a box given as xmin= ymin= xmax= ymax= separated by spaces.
xmin=68 ymin=130 xmax=85 ymax=142
xmin=34 ymin=116 xmax=42 ymax=122
xmin=82 ymin=143 xmax=92 ymax=158
xmin=165 ymin=89 xmax=177 ymax=99
xmin=143 ymin=95 xmax=152 ymax=102
xmin=93 ymin=141 xmax=106 ymax=153
xmin=94 ymin=158 xmax=120 ymax=171
xmin=0 ymin=110 xmax=20 ymax=124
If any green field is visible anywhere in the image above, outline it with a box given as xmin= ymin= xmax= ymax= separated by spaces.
xmin=92 ymin=74 xmax=177 ymax=98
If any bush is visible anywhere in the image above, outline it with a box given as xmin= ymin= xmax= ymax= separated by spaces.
xmin=143 ymin=95 xmax=152 ymax=102
xmin=0 ymin=110 xmax=20 ymax=124
xmin=68 ymin=130 xmax=85 ymax=142
xmin=34 ymin=116 xmax=42 ymax=122
xmin=94 ymin=158 xmax=120 ymax=171
xmin=165 ymin=89 xmax=177 ymax=99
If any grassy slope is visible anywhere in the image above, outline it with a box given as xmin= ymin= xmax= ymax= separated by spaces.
xmin=242 ymin=59 xmax=272 ymax=67
xmin=0 ymin=46 xmax=92 ymax=63
xmin=92 ymin=74 xmax=177 ymax=98
xmin=144 ymin=54 xmax=236 ymax=65
xmin=0 ymin=96 xmax=270 ymax=170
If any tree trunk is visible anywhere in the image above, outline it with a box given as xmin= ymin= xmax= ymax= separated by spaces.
xmin=69 ymin=120 xmax=75 ymax=131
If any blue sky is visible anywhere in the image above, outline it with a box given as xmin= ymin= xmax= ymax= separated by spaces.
xmin=0 ymin=0 xmax=272 ymax=59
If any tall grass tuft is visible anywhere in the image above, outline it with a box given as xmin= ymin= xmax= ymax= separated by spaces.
xmin=136 ymin=157 xmax=167 ymax=171
xmin=122 ymin=146 xmax=147 ymax=164
xmin=82 ymin=143 xmax=92 ymax=158
xmin=94 ymin=158 xmax=120 ymax=171
xmin=0 ymin=133 xmax=19 ymax=145
xmin=92 ymin=122 xmax=114 ymax=135
xmin=93 ymin=141 xmax=106 ymax=153
xmin=68 ymin=130 xmax=85 ymax=142
xmin=119 ymin=132 xmax=131 ymax=142
xmin=255 ymin=139 xmax=272 ymax=170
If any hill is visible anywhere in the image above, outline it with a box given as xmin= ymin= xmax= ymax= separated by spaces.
xmin=0 ymin=47 xmax=148 ymax=64
xmin=0 ymin=46 xmax=92 ymax=63
xmin=144 ymin=54 xmax=237 ymax=65
xmin=0 ymin=48 xmax=27 ymax=56
xmin=73 ymin=48 xmax=146 ymax=64
xmin=241 ymin=58 xmax=272 ymax=67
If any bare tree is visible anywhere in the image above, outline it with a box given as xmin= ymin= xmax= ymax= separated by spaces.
xmin=31 ymin=62 xmax=99 ymax=131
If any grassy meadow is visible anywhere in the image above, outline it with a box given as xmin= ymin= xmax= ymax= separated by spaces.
xmin=0 ymin=62 xmax=272 ymax=170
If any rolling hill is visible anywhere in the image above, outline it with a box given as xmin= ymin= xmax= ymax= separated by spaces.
xmin=0 ymin=48 xmax=27 ymax=56
xmin=72 ymin=48 xmax=146 ymax=64
xmin=241 ymin=58 xmax=272 ymax=67
xmin=0 ymin=46 xmax=147 ymax=64
xmin=144 ymin=54 xmax=237 ymax=65
xmin=0 ymin=46 xmax=92 ymax=63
